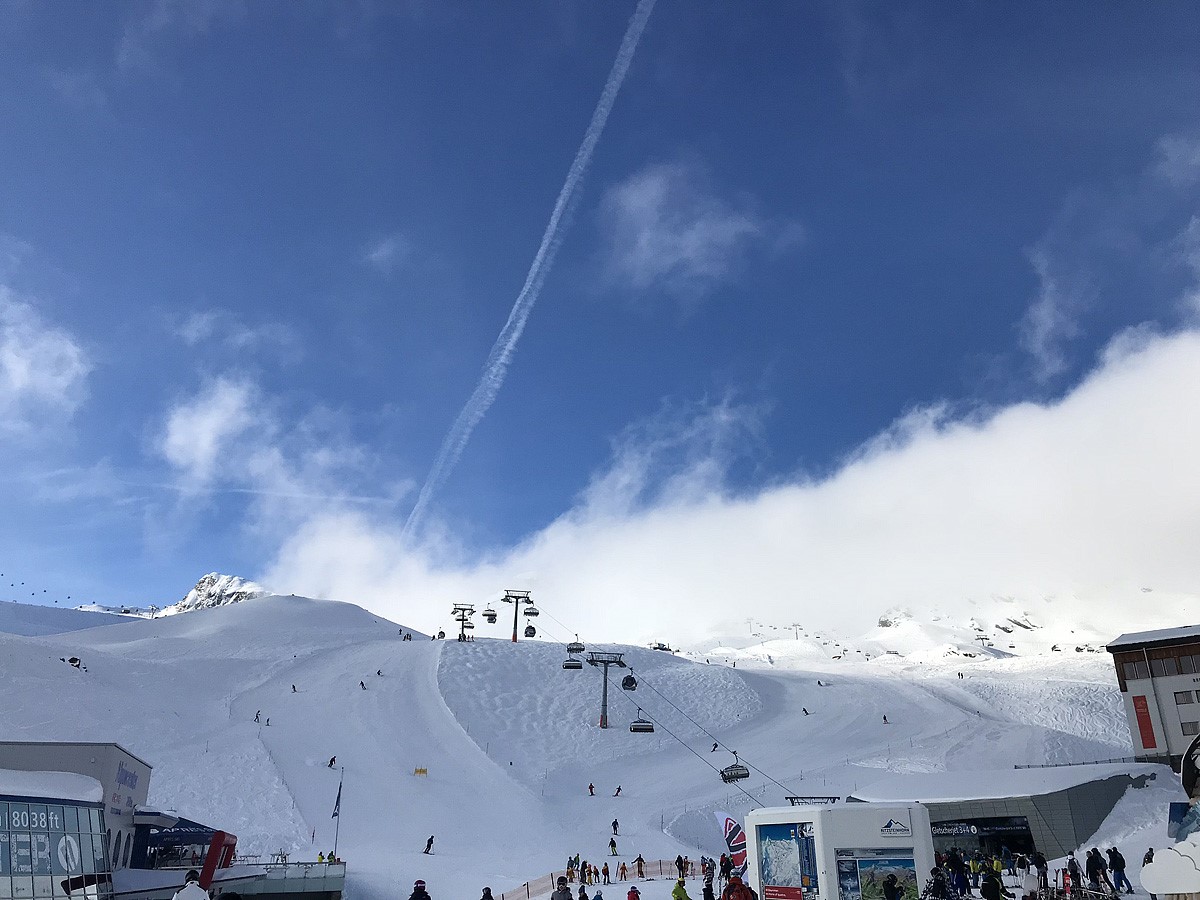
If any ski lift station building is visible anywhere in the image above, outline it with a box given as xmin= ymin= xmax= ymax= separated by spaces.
xmin=0 ymin=741 xmax=344 ymax=900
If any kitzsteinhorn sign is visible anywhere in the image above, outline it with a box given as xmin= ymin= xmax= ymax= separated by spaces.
xmin=880 ymin=818 xmax=912 ymax=837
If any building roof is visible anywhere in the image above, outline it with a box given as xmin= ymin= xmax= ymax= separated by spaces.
xmin=0 ymin=768 xmax=104 ymax=803
xmin=1107 ymin=625 xmax=1200 ymax=653
xmin=0 ymin=740 xmax=153 ymax=769
xmin=849 ymin=763 xmax=1164 ymax=804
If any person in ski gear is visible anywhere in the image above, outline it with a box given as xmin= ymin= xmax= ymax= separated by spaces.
xmin=612 ymin=819 xmax=619 ymax=835
xmin=627 ymin=888 xmax=640 ymax=900
xmin=265 ymin=718 xmax=270 ymax=725
xmin=481 ymin=889 xmax=494 ymax=900
xmin=254 ymin=711 xmax=260 ymax=723
xmin=553 ymin=878 xmax=573 ymax=900
xmin=618 ymin=863 xmax=628 ymax=881
xmin=1107 ymin=848 xmax=1132 ymax=893
xmin=1032 ymin=851 xmax=1048 ymax=890
xmin=673 ymin=880 xmax=692 ymax=900
xmin=711 ymin=743 xmax=719 ymax=752
xmin=926 ymin=868 xmax=948 ymax=900
xmin=1143 ymin=849 xmax=1154 ymax=866
xmin=423 ymin=835 xmax=434 ymax=855
xmin=634 ymin=855 xmax=645 ymax=879
xmin=409 ymin=881 xmax=431 ymax=900
xmin=802 ymin=708 xmax=809 ymax=715
xmin=589 ymin=783 xmax=595 ymax=796
xmin=882 ymin=715 xmax=888 ymax=724
xmin=703 ymin=864 xmax=715 ymax=900
xmin=882 ymin=874 xmax=900 ymax=900
xmin=567 ymin=862 xmax=576 ymax=883
xmin=578 ymin=884 xmax=589 ymax=900
xmin=328 ymin=756 xmax=336 ymax=768
xmin=317 ymin=853 xmax=325 ymax=863
xmin=1086 ymin=848 xmax=1112 ymax=891
xmin=602 ymin=864 xmax=611 ymax=885
xmin=720 ymin=875 xmax=753 ymax=900
xmin=613 ymin=785 xmax=622 ymax=796
xmin=359 ymin=680 xmax=366 ymax=690
xmin=172 ymin=871 xmax=208 ymax=900
xmin=1002 ymin=847 xmax=1014 ymax=877
xmin=1066 ymin=853 xmax=1081 ymax=889
xmin=676 ymin=856 xmax=686 ymax=879
xmin=377 ymin=670 xmax=382 ymax=676
xmin=719 ymin=855 xmax=732 ymax=882
xmin=980 ymin=871 xmax=1011 ymax=900
xmin=610 ymin=839 xmax=618 ymax=856
xmin=292 ymin=684 xmax=297 ymax=692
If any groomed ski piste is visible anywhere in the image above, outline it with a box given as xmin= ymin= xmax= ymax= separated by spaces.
xmin=0 ymin=594 xmax=1186 ymax=900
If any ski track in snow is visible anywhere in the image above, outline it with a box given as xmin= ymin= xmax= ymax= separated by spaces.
xmin=0 ymin=598 xmax=1156 ymax=900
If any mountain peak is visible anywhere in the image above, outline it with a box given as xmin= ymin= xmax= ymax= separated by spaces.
xmin=159 ymin=573 xmax=267 ymax=617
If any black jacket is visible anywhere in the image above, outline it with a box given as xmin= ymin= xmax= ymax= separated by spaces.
xmin=410 ymin=890 xmax=432 ymax=900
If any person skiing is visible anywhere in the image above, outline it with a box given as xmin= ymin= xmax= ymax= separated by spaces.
xmin=328 ymin=756 xmax=336 ymax=768
xmin=1107 ymin=848 xmax=1132 ymax=894
xmin=610 ymin=838 xmax=618 ymax=856
xmin=802 ymin=708 xmax=809 ymax=716
xmin=612 ymin=819 xmax=619 ymax=835
xmin=292 ymin=684 xmax=297 ymax=693
xmin=635 ymin=855 xmax=645 ymax=879
xmin=265 ymin=717 xmax=270 ymax=726
xmin=409 ymin=881 xmax=431 ymax=900
xmin=423 ymin=835 xmax=434 ymax=855
xmin=172 ymin=871 xmax=208 ymax=900
xmin=618 ymin=863 xmax=628 ymax=881
xmin=254 ymin=710 xmax=261 ymax=723
xmin=377 ymin=669 xmax=382 ymax=676
xmin=882 ymin=715 xmax=889 ymax=724
xmin=613 ymin=785 xmax=622 ymax=797
xmin=359 ymin=680 xmax=366 ymax=690
xmin=882 ymin=874 xmax=900 ymax=900
xmin=602 ymin=864 xmax=611 ymax=885
xmin=589 ymin=783 xmax=595 ymax=796
xmin=711 ymin=743 xmax=719 ymax=752
xmin=673 ymin=879 xmax=692 ymax=900
xmin=552 ymin=879 xmax=572 ymax=900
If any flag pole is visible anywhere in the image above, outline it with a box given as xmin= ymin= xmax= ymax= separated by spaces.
xmin=332 ymin=767 xmax=344 ymax=859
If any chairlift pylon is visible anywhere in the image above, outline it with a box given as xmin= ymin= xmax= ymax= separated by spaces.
xmin=629 ymin=708 xmax=654 ymax=734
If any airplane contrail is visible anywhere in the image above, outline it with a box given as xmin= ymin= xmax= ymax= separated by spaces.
xmin=403 ymin=0 xmax=657 ymax=540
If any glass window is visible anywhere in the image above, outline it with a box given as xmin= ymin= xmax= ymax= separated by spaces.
xmin=1176 ymin=691 xmax=1195 ymax=704
xmin=1180 ymin=654 xmax=1197 ymax=675
xmin=0 ymin=804 xmax=8 ymax=831
xmin=1183 ymin=721 xmax=1200 ymax=736
xmin=122 ymin=840 xmax=131 ymax=869
xmin=59 ymin=810 xmax=76 ymax=836
xmin=8 ymin=807 xmax=28 ymax=832
xmin=44 ymin=811 xmax=62 ymax=836
xmin=31 ymin=876 xmax=51 ymax=898
xmin=87 ymin=812 xmax=100 ymax=835
xmin=90 ymin=837 xmax=106 ymax=875
xmin=10 ymin=878 xmax=31 ymax=900
xmin=1152 ymin=657 xmax=1179 ymax=677
xmin=1123 ymin=660 xmax=1150 ymax=681
xmin=0 ymin=876 xmax=11 ymax=899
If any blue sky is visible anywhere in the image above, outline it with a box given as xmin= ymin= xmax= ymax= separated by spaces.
xmin=2 ymin=2 xmax=1200 ymax=635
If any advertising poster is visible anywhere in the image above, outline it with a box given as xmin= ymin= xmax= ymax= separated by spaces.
xmin=1168 ymin=803 xmax=1200 ymax=842
xmin=836 ymin=850 xmax=917 ymax=900
xmin=756 ymin=823 xmax=807 ymax=900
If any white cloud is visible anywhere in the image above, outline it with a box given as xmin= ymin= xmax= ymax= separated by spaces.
xmin=262 ymin=325 xmax=1200 ymax=644
xmin=176 ymin=309 xmax=297 ymax=354
xmin=362 ymin=233 xmax=413 ymax=274
xmin=159 ymin=377 xmax=259 ymax=486
xmin=1155 ymin=135 xmax=1200 ymax=188
xmin=117 ymin=0 xmax=243 ymax=72
xmin=1019 ymin=247 xmax=1085 ymax=382
xmin=599 ymin=162 xmax=794 ymax=301
xmin=0 ymin=288 xmax=90 ymax=434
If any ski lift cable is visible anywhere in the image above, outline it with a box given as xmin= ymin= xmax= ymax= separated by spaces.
xmin=537 ymin=597 xmax=800 ymax=799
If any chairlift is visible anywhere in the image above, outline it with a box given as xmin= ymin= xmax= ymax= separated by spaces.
xmin=483 ymin=606 xmax=497 ymax=624
xmin=562 ymin=657 xmax=583 ymax=671
xmin=463 ymin=621 xmax=475 ymax=630
xmin=567 ymin=636 xmax=585 ymax=654
xmin=629 ymin=709 xmax=655 ymax=734
xmin=524 ymin=606 xmax=540 ymax=618
xmin=621 ymin=673 xmax=638 ymax=691
xmin=524 ymin=624 xmax=537 ymax=638
xmin=720 ymin=752 xmax=750 ymax=784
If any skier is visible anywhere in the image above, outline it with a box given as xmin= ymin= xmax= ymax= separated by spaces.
xmin=627 ymin=888 xmax=640 ymax=900
xmin=328 ymin=757 xmax=336 ymax=768
xmin=612 ymin=819 xmax=620 ymax=835
xmin=552 ymin=878 xmax=573 ymax=900
xmin=359 ymin=680 xmax=366 ymax=690
xmin=802 ymin=708 xmax=809 ymax=716
xmin=409 ymin=880 xmax=431 ymax=900
xmin=377 ymin=670 xmax=382 ymax=676
xmin=673 ymin=880 xmax=692 ymax=900
xmin=613 ymin=785 xmax=622 ymax=797
xmin=720 ymin=875 xmax=753 ymax=900
xmin=1107 ymin=848 xmax=1132 ymax=893
xmin=265 ymin=718 xmax=270 ymax=726
xmin=882 ymin=715 xmax=889 ymax=724
xmin=711 ymin=743 xmax=719 ymax=752
xmin=635 ymin=855 xmax=645 ymax=879
xmin=602 ymin=863 xmax=610 ymax=885
xmin=254 ymin=710 xmax=261 ymax=723
xmin=703 ymin=865 xmax=715 ymax=900
xmin=423 ymin=835 xmax=434 ymax=855
xmin=589 ymin=783 xmax=595 ymax=796
xmin=980 ymin=871 xmax=1011 ymax=900
xmin=292 ymin=685 xmax=297 ymax=693
xmin=618 ymin=863 xmax=628 ymax=881
xmin=172 ymin=871 xmax=208 ymax=900
xmin=610 ymin=838 xmax=618 ymax=856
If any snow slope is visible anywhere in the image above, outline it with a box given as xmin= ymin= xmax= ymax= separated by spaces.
xmin=0 ymin=595 xmax=1161 ymax=900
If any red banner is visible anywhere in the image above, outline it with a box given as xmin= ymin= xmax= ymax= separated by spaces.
xmin=1133 ymin=695 xmax=1157 ymax=749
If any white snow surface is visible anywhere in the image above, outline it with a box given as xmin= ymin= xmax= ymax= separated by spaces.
xmin=0 ymin=768 xmax=102 ymax=802
xmin=0 ymin=594 xmax=1176 ymax=900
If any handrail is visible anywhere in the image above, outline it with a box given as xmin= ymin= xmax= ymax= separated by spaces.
xmin=499 ymin=860 xmax=697 ymax=900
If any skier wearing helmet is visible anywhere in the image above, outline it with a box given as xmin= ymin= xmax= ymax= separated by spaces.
xmin=410 ymin=881 xmax=432 ymax=900
xmin=552 ymin=878 xmax=573 ymax=900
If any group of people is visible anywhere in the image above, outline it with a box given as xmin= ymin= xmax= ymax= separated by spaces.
xmin=926 ymin=847 xmax=1049 ymax=900
xmin=565 ymin=854 xmax=622 ymax=886
xmin=587 ymin=783 xmax=622 ymax=797
xmin=1065 ymin=847 xmax=1136 ymax=894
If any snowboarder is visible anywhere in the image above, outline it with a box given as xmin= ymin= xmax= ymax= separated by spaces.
xmin=409 ymin=880 xmax=431 ymax=900
xmin=327 ymin=756 xmax=336 ymax=768
xmin=802 ymin=708 xmax=809 ymax=716
xmin=612 ymin=819 xmax=619 ymax=835
xmin=172 ymin=871 xmax=208 ymax=900
xmin=359 ymin=680 xmax=366 ymax=690
xmin=423 ymin=835 xmax=434 ymax=855
xmin=613 ymin=785 xmax=622 ymax=797
xmin=882 ymin=715 xmax=889 ymax=724
xmin=552 ymin=879 xmax=572 ymax=900
xmin=634 ymin=855 xmax=645 ymax=879
xmin=711 ymin=743 xmax=719 ymax=752
xmin=610 ymin=838 xmax=618 ymax=856
xmin=589 ymin=783 xmax=595 ymax=796
xmin=673 ymin=880 xmax=692 ymax=900
xmin=254 ymin=710 xmax=261 ymax=723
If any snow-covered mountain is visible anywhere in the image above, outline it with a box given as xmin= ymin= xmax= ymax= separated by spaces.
xmin=158 ymin=572 xmax=267 ymax=616
xmin=0 ymin=589 xmax=1183 ymax=900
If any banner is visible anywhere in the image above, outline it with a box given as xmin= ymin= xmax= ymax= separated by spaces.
xmin=716 ymin=812 xmax=748 ymax=875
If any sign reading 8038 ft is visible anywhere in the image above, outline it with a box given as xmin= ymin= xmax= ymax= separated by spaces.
xmin=0 ymin=798 xmax=108 ymax=886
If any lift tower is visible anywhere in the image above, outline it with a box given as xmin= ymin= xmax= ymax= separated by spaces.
xmin=586 ymin=651 xmax=627 ymax=728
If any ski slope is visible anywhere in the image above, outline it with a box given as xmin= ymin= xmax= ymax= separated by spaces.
xmin=0 ymin=595 xmax=1168 ymax=900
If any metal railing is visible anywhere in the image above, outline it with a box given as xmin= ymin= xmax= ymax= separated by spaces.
xmin=499 ymin=860 xmax=692 ymax=900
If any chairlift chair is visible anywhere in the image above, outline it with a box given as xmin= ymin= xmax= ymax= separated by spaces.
xmin=562 ymin=657 xmax=583 ymax=671
xmin=567 ymin=637 xmax=585 ymax=654
xmin=524 ymin=624 xmax=537 ymax=638
xmin=483 ymin=606 xmax=497 ymax=624
xmin=720 ymin=752 xmax=750 ymax=784
xmin=621 ymin=673 xmax=638 ymax=691
xmin=463 ymin=621 xmax=475 ymax=629
xmin=523 ymin=606 xmax=540 ymax=618
xmin=629 ymin=709 xmax=655 ymax=733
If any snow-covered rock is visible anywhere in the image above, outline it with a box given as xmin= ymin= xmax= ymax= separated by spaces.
xmin=158 ymin=573 xmax=266 ymax=616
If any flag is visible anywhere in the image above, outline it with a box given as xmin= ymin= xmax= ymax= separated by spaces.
xmin=332 ymin=780 xmax=342 ymax=818
xmin=715 ymin=811 xmax=747 ymax=875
